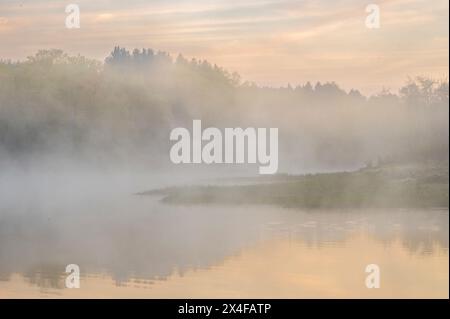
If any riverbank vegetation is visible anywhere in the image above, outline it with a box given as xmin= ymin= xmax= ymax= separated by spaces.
xmin=141 ymin=162 xmax=449 ymax=209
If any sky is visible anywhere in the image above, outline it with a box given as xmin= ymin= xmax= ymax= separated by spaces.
xmin=0 ymin=0 xmax=448 ymax=94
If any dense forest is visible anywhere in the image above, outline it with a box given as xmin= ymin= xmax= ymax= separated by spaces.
xmin=0 ymin=47 xmax=448 ymax=172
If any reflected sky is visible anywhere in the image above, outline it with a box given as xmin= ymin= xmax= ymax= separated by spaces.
xmin=0 ymin=188 xmax=448 ymax=298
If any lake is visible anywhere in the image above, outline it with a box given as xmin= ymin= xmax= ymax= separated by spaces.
xmin=0 ymin=174 xmax=448 ymax=298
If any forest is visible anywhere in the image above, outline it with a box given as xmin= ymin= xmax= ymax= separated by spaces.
xmin=0 ymin=47 xmax=448 ymax=173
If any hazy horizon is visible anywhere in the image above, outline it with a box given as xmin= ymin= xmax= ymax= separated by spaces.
xmin=0 ymin=0 xmax=448 ymax=95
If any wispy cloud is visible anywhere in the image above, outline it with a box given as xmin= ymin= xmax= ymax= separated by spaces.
xmin=0 ymin=0 xmax=447 ymax=93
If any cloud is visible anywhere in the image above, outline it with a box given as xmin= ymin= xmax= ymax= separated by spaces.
xmin=0 ymin=0 xmax=447 ymax=94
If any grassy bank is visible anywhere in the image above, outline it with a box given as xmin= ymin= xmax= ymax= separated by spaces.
xmin=140 ymin=163 xmax=449 ymax=209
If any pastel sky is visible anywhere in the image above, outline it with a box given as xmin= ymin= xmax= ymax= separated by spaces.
xmin=0 ymin=0 xmax=448 ymax=94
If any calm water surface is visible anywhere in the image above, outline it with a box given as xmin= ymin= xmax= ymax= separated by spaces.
xmin=0 ymin=176 xmax=448 ymax=298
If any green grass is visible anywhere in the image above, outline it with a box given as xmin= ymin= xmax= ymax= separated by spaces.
xmin=140 ymin=164 xmax=449 ymax=209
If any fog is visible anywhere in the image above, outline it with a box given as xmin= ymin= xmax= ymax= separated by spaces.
xmin=1 ymin=193 xmax=447 ymax=287
xmin=0 ymin=48 xmax=448 ymax=297
xmin=0 ymin=47 xmax=448 ymax=179
xmin=1 ymin=47 xmax=448 ymax=224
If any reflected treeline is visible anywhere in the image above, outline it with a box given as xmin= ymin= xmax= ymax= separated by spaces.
xmin=0 ymin=47 xmax=448 ymax=171
xmin=0 ymin=196 xmax=271 ymax=289
xmin=261 ymin=209 xmax=449 ymax=256
xmin=0 ymin=196 xmax=447 ymax=289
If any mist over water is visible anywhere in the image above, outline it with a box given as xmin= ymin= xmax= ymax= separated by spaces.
xmin=0 ymin=185 xmax=447 ymax=297
xmin=0 ymin=48 xmax=448 ymax=298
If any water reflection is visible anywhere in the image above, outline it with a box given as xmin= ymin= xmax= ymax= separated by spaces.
xmin=0 ymin=192 xmax=448 ymax=298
